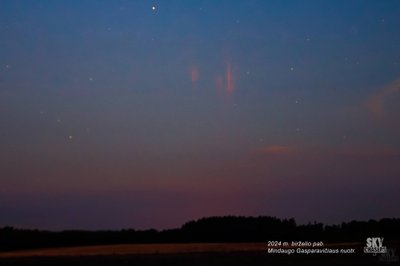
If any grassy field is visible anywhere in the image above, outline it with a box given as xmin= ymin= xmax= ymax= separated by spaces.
xmin=0 ymin=243 xmax=266 ymax=258
xmin=0 ymin=242 xmax=397 ymax=265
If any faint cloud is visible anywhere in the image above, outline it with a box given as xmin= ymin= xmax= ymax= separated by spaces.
xmin=365 ymin=79 xmax=400 ymax=118
xmin=226 ymin=63 xmax=234 ymax=96
xmin=214 ymin=62 xmax=236 ymax=104
xmin=190 ymin=65 xmax=199 ymax=84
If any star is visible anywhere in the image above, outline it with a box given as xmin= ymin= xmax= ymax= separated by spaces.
xmin=290 ymin=67 xmax=294 ymax=71
xmin=89 ymin=77 xmax=93 ymax=81
xmin=68 ymin=135 xmax=73 ymax=140
xmin=151 ymin=6 xmax=156 ymax=11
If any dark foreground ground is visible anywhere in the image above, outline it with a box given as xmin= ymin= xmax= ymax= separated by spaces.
xmin=0 ymin=242 xmax=399 ymax=266
xmin=0 ymin=252 xmax=397 ymax=266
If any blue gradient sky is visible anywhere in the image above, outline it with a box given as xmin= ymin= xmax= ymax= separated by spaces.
xmin=1 ymin=0 xmax=400 ymax=230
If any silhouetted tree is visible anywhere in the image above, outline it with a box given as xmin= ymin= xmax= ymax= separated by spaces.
xmin=1 ymin=217 xmax=399 ymax=251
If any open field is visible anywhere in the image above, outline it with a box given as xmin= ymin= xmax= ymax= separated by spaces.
xmin=1 ymin=242 xmax=398 ymax=265
xmin=0 ymin=243 xmax=266 ymax=258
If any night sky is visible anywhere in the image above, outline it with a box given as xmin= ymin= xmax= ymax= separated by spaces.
xmin=1 ymin=0 xmax=400 ymax=230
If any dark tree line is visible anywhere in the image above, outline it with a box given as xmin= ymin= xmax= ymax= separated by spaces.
xmin=1 ymin=216 xmax=399 ymax=251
